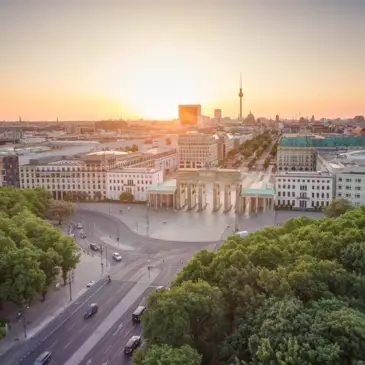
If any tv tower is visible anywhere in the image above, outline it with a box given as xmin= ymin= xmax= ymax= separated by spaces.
xmin=238 ymin=73 xmax=243 ymax=121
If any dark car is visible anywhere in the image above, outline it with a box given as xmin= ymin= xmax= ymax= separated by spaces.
xmin=89 ymin=243 xmax=99 ymax=251
xmin=124 ymin=336 xmax=141 ymax=355
xmin=84 ymin=303 xmax=98 ymax=318
xmin=33 ymin=351 xmax=52 ymax=365
xmin=132 ymin=306 xmax=146 ymax=322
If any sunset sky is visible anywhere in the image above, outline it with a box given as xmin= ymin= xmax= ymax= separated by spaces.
xmin=1 ymin=0 xmax=364 ymax=121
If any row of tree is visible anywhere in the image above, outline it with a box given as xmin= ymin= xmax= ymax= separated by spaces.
xmin=0 ymin=187 xmax=79 ymax=323
xmin=134 ymin=199 xmax=365 ymax=364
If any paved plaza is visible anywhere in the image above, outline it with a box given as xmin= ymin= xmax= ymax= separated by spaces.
xmin=78 ymin=202 xmax=325 ymax=242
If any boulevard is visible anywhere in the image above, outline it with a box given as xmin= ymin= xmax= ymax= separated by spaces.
xmin=1 ymin=208 xmax=213 ymax=365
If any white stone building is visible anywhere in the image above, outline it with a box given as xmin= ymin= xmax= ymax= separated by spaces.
xmin=106 ymin=168 xmax=163 ymax=201
xmin=275 ymin=171 xmax=333 ymax=210
xmin=178 ymin=132 xmax=219 ymax=168
xmin=317 ymin=150 xmax=365 ymax=207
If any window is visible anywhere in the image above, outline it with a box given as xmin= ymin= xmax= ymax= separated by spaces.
xmin=355 ymin=178 xmax=361 ymax=183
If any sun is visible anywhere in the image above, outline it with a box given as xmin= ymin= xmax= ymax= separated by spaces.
xmin=107 ymin=56 xmax=207 ymax=120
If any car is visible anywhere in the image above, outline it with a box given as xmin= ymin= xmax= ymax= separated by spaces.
xmin=156 ymin=285 xmax=170 ymax=292
xmin=124 ymin=335 xmax=141 ymax=355
xmin=80 ymin=231 xmax=86 ymax=239
xmin=86 ymin=280 xmax=95 ymax=288
xmin=112 ymin=252 xmax=122 ymax=261
xmin=33 ymin=351 xmax=52 ymax=364
xmin=76 ymin=223 xmax=83 ymax=229
xmin=84 ymin=303 xmax=98 ymax=318
xmin=132 ymin=306 xmax=146 ymax=322
xmin=89 ymin=243 xmax=100 ymax=251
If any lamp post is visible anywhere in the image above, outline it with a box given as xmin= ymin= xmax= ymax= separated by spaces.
xmin=68 ymin=270 xmax=73 ymax=302
xmin=100 ymin=244 xmax=104 ymax=276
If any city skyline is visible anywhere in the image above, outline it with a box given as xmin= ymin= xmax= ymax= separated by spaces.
xmin=1 ymin=0 xmax=364 ymax=121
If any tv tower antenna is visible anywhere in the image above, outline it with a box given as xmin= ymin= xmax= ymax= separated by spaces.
xmin=238 ymin=73 xmax=243 ymax=121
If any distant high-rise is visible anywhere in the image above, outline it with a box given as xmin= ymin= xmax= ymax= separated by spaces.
xmin=178 ymin=105 xmax=202 ymax=127
xmin=214 ymin=109 xmax=222 ymax=122
xmin=238 ymin=73 xmax=243 ymax=121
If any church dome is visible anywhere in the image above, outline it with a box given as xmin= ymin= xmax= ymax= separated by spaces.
xmin=245 ymin=111 xmax=256 ymax=124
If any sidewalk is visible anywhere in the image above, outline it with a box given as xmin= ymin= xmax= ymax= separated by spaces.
xmin=0 ymin=251 xmax=102 ymax=356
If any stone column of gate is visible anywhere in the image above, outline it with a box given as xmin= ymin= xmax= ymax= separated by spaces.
xmin=224 ymin=184 xmax=232 ymax=212
xmin=175 ymin=181 xmax=180 ymax=209
xmin=213 ymin=182 xmax=221 ymax=211
xmin=198 ymin=182 xmax=206 ymax=211
xmin=191 ymin=182 xmax=197 ymax=210
xmin=235 ymin=183 xmax=241 ymax=212
xmin=255 ymin=196 xmax=259 ymax=214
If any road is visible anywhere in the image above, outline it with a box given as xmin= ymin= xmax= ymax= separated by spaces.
xmin=2 ymin=209 xmax=212 ymax=365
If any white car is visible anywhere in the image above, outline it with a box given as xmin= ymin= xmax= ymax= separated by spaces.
xmin=112 ymin=253 xmax=123 ymax=261
xmin=86 ymin=280 xmax=95 ymax=288
xmin=156 ymin=285 xmax=170 ymax=292
xmin=77 ymin=223 xmax=83 ymax=229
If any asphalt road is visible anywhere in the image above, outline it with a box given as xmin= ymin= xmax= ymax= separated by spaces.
xmin=1 ymin=209 xmax=211 ymax=365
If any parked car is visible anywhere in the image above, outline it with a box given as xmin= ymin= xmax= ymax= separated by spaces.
xmin=77 ymin=223 xmax=83 ymax=229
xmin=84 ymin=303 xmax=98 ymax=318
xmin=124 ymin=336 xmax=141 ymax=355
xmin=156 ymin=285 xmax=170 ymax=292
xmin=33 ymin=351 xmax=52 ymax=365
xmin=80 ymin=231 xmax=86 ymax=239
xmin=112 ymin=252 xmax=123 ymax=261
xmin=86 ymin=280 xmax=95 ymax=288
xmin=132 ymin=306 xmax=146 ymax=322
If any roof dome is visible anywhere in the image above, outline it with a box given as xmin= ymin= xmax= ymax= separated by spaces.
xmin=245 ymin=111 xmax=256 ymax=124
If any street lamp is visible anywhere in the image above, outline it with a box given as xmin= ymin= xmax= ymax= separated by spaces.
xmin=18 ymin=301 xmax=29 ymax=338
xmin=68 ymin=270 xmax=73 ymax=302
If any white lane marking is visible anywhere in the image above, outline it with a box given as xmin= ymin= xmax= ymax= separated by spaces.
xmin=106 ymin=297 xmax=114 ymax=305
xmin=64 ymin=339 xmax=73 ymax=350
xmin=104 ymin=345 xmax=112 ymax=355
xmin=86 ymin=360 xmax=92 ymax=365
xmin=102 ymin=362 xmax=109 ymax=365
xmin=48 ymin=340 xmax=58 ymax=349
xmin=112 ymin=322 xmax=123 ymax=336
xmin=123 ymin=326 xmax=134 ymax=339
xmin=79 ymin=324 xmax=88 ymax=333
xmin=67 ymin=323 xmax=76 ymax=331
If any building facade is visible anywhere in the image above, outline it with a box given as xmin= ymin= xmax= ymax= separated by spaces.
xmin=106 ymin=168 xmax=163 ymax=201
xmin=275 ymin=171 xmax=333 ymax=210
xmin=178 ymin=133 xmax=219 ymax=169
xmin=20 ymin=154 xmax=116 ymax=200
xmin=0 ymin=153 xmax=20 ymax=187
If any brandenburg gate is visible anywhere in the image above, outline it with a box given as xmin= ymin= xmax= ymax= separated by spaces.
xmin=147 ymin=168 xmax=275 ymax=214
xmin=175 ymin=168 xmax=242 ymax=212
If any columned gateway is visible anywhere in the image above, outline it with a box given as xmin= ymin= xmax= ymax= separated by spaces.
xmin=240 ymin=188 xmax=275 ymax=215
xmin=175 ymin=168 xmax=242 ymax=212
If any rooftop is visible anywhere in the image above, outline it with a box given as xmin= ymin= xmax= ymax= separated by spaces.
xmin=147 ymin=179 xmax=177 ymax=193
xmin=277 ymin=171 xmax=332 ymax=177
xmin=280 ymin=135 xmax=365 ymax=148
xmin=109 ymin=168 xmax=160 ymax=174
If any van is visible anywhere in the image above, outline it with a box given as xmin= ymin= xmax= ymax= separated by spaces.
xmin=132 ymin=306 xmax=146 ymax=322
xmin=33 ymin=351 xmax=52 ymax=365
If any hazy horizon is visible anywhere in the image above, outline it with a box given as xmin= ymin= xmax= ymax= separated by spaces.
xmin=1 ymin=0 xmax=364 ymax=121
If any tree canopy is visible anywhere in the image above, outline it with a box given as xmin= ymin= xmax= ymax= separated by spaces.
xmin=138 ymin=206 xmax=365 ymax=365
xmin=324 ymin=198 xmax=354 ymax=218
xmin=0 ymin=187 xmax=79 ymax=305
xmin=120 ymin=191 xmax=135 ymax=202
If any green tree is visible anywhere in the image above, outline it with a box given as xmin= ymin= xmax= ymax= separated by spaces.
xmin=133 ymin=344 xmax=202 ymax=365
xmin=120 ymin=191 xmax=135 ymax=202
xmin=38 ymin=249 xmax=61 ymax=300
xmin=142 ymin=280 xmax=225 ymax=362
xmin=324 ymin=198 xmax=354 ymax=218
xmin=56 ymin=236 xmax=80 ymax=285
xmin=46 ymin=199 xmax=75 ymax=225
xmin=0 ymin=247 xmax=45 ymax=304
xmin=263 ymin=157 xmax=271 ymax=170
